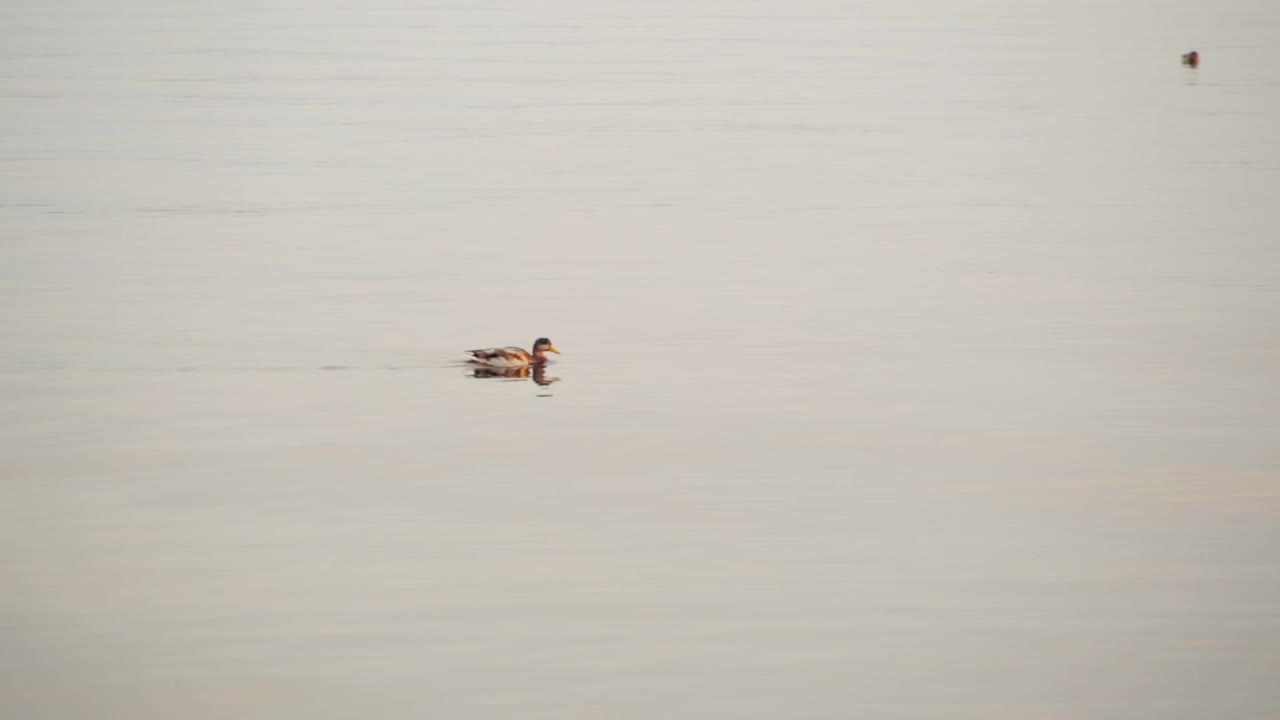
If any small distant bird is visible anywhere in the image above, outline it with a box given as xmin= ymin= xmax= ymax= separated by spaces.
xmin=465 ymin=337 xmax=561 ymax=368
xmin=1181 ymin=50 xmax=1200 ymax=67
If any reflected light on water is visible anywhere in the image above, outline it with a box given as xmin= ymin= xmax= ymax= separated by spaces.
xmin=467 ymin=364 xmax=560 ymax=386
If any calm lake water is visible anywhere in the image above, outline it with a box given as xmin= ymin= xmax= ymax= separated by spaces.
xmin=3 ymin=0 xmax=1279 ymax=717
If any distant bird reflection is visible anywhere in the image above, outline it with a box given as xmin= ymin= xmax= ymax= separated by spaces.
xmin=469 ymin=364 xmax=559 ymax=386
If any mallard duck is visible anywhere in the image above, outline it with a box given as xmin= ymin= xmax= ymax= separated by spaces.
xmin=465 ymin=337 xmax=560 ymax=368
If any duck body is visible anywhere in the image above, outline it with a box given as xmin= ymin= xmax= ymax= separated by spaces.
xmin=1182 ymin=50 xmax=1199 ymax=67
xmin=465 ymin=337 xmax=560 ymax=368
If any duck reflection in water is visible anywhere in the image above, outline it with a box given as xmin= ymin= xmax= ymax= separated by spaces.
xmin=469 ymin=364 xmax=559 ymax=386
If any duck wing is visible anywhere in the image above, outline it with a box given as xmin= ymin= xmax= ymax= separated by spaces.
xmin=465 ymin=346 xmax=534 ymax=367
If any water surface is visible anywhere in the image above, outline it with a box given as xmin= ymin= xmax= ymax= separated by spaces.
xmin=3 ymin=0 xmax=1279 ymax=718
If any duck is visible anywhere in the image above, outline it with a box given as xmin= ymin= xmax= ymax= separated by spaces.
xmin=1181 ymin=50 xmax=1199 ymax=67
xmin=465 ymin=337 xmax=560 ymax=368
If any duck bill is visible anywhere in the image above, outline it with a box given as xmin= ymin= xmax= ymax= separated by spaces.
xmin=546 ymin=345 xmax=561 ymax=354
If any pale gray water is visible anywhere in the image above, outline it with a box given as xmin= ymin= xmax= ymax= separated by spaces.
xmin=3 ymin=0 xmax=1279 ymax=717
